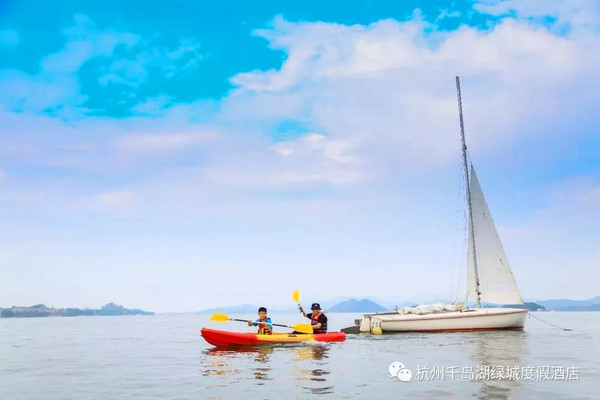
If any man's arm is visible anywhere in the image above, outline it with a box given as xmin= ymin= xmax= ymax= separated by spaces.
xmin=299 ymin=305 xmax=307 ymax=317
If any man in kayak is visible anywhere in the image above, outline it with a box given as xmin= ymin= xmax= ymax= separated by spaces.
xmin=299 ymin=303 xmax=328 ymax=333
xmin=248 ymin=307 xmax=273 ymax=334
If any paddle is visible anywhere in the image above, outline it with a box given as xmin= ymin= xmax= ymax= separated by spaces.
xmin=293 ymin=289 xmax=302 ymax=312
xmin=293 ymin=289 xmax=312 ymax=332
xmin=210 ymin=313 xmax=313 ymax=334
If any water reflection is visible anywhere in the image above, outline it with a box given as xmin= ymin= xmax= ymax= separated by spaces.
xmin=293 ymin=345 xmax=334 ymax=395
xmin=201 ymin=346 xmax=273 ymax=382
xmin=200 ymin=344 xmax=336 ymax=394
xmin=248 ymin=347 xmax=273 ymax=382
xmin=470 ymin=331 xmax=527 ymax=400
xmin=294 ymin=345 xmax=328 ymax=362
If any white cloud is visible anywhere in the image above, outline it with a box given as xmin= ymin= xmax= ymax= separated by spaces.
xmin=98 ymin=58 xmax=148 ymax=87
xmin=475 ymin=0 xmax=600 ymax=29
xmin=273 ymin=133 xmax=358 ymax=165
xmin=0 ymin=15 xmax=204 ymax=117
xmin=225 ymin=12 xmax=600 ymax=178
xmin=236 ymin=15 xmax=591 ymax=89
xmin=3 ymin=7 xmax=598 ymax=194
xmin=115 ymin=129 xmax=219 ymax=156
xmin=0 ymin=15 xmax=140 ymax=116
xmin=197 ymin=130 xmax=365 ymax=188
xmin=164 ymin=37 xmax=204 ymax=73
xmin=0 ymin=68 xmax=85 ymax=113
xmin=581 ymin=187 xmax=600 ymax=203
xmin=267 ymin=169 xmax=365 ymax=185
xmin=130 ymin=96 xmax=173 ymax=115
xmin=92 ymin=191 xmax=135 ymax=208
xmin=98 ymin=37 xmax=204 ymax=86
xmin=42 ymin=15 xmax=139 ymax=74
xmin=435 ymin=9 xmax=461 ymax=22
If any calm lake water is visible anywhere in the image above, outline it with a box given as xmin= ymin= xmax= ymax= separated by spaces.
xmin=1 ymin=312 xmax=598 ymax=399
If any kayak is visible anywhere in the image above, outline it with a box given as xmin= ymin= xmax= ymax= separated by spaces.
xmin=201 ymin=328 xmax=346 ymax=346
xmin=201 ymin=328 xmax=346 ymax=347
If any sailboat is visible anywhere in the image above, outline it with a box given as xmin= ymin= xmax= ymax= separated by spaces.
xmin=357 ymin=77 xmax=527 ymax=333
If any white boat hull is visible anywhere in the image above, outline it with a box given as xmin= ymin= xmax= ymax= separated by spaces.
xmin=359 ymin=308 xmax=527 ymax=333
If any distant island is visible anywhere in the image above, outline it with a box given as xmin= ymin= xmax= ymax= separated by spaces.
xmin=533 ymin=296 xmax=600 ymax=311
xmin=502 ymin=302 xmax=546 ymax=311
xmin=328 ymin=299 xmax=388 ymax=313
xmin=0 ymin=303 xmax=154 ymax=318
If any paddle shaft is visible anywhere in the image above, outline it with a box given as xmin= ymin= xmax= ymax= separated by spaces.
xmin=232 ymin=318 xmax=295 ymax=330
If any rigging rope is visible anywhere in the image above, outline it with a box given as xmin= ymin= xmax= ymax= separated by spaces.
xmin=527 ymin=312 xmax=573 ymax=331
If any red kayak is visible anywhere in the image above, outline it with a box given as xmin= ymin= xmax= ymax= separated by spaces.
xmin=201 ymin=328 xmax=346 ymax=347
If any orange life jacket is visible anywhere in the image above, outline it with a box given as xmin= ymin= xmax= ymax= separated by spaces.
xmin=310 ymin=311 xmax=327 ymax=333
xmin=257 ymin=316 xmax=272 ymax=335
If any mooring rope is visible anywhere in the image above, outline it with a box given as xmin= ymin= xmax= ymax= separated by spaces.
xmin=528 ymin=312 xmax=572 ymax=331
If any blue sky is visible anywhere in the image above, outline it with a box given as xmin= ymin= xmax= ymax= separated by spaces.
xmin=1 ymin=0 xmax=599 ymax=312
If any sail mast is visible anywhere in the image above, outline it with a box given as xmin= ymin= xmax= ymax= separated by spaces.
xmin=455 ymin=76 xmax=482 ymax=308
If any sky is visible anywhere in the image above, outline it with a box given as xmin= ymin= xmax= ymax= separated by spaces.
xmin=1 ymin=0 xmax=599 ymax=313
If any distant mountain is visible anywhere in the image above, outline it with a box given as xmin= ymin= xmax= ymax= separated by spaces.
xmin=535 ymin=296 xmax=600 ymax=311
xmin=306 ymin=296 xmax=404 ymax=311
xmin=0 ymin=303 xmax=153 ymax=318
xmin=95 ymin=303 xmax=153 ymax=316
xmin=501 ymin=302 xmax=546 ymax=311
xmin=323 ymin=297 xmax=421 ymax=310
xmin=525 ymin=302 xmax=545 ymax=311
xmin=328 ymin=299 xmax=388 ymax=313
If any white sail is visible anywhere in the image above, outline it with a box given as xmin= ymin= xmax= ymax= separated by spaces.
xmin=467 ymin=166 xmax=524 ymax=305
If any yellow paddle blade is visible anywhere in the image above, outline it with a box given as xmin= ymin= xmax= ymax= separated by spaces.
xmin=210 ymin=313 xmax=232 ymax=322
xmin=292 ymin=289 xmax=300 ymax=303
xmin=291 ymin=323 xmax=313 ymax=334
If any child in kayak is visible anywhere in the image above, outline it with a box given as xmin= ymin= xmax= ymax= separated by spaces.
xmin=248 ymin=307 xmax=273 ymax=334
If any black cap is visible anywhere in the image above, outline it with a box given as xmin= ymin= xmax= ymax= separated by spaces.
xmin=311 ymin=303 xmax=321 ymax=310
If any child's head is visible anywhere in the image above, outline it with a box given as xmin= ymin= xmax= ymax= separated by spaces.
xmin=258 ymin=307 xmax=267 ymax=318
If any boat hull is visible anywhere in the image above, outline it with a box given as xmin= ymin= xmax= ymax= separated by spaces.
xmin=201 ymin=328 xmax=346 ymax=346
xmin=359 ymin=308 xmax=527 ymax=333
